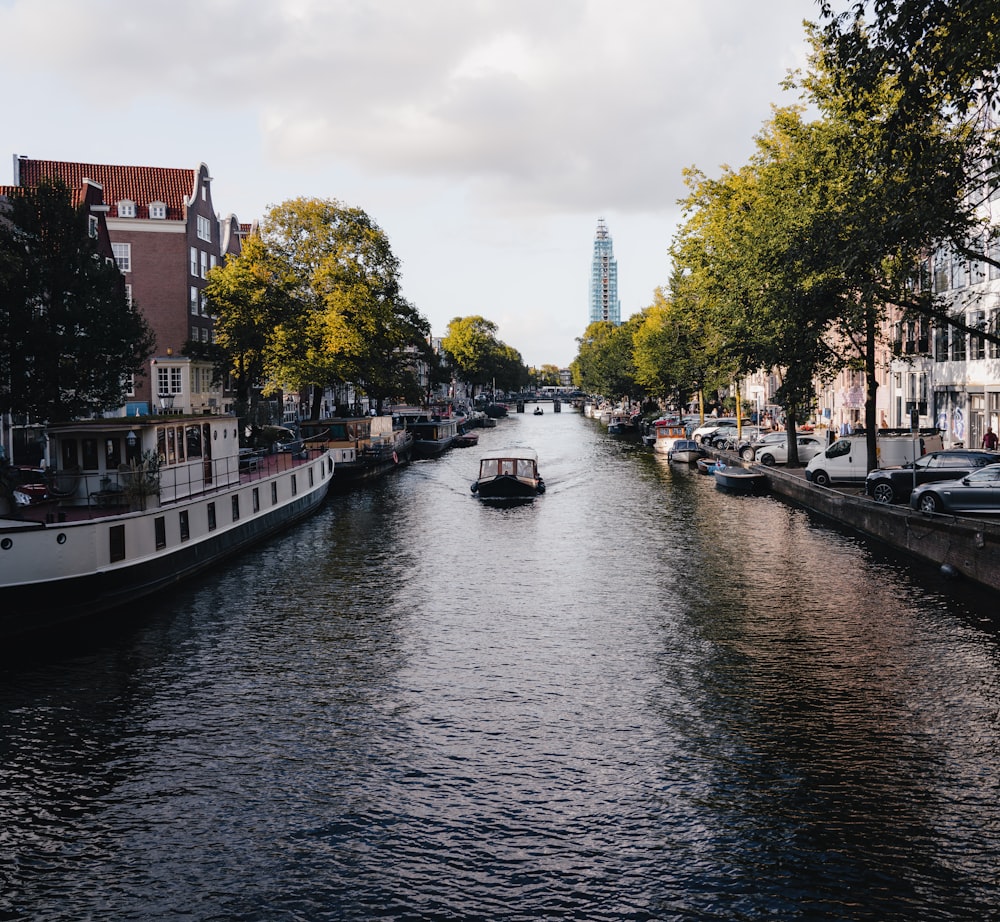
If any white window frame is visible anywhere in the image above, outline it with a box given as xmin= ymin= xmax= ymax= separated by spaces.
xmin=112 ymin=242 xmax=131 ymax=273
xmin=118 ymin=200 xmax=136 ymax=218
xmin=150 ymin=202 xmax=167 ymax=219
xmin=197 ymin=215 xmax=211 ymax=242
xmin=190 ymin=286 xmax=199 ymax=315
xmin=190 ymin=247 xmax=198 ymax=276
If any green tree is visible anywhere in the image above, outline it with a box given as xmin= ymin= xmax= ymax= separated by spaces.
xmin=261 ymin=197 xmax=429 ymax=417
xmin=204 ymin=234 xmax=296 ymax=426
xmin=441 ymin=316 xmax=508 ymax=393
xmin=0 ymin=179 xmax=154 ymax=423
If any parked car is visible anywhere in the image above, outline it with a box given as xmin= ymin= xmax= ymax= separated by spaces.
xmin=910 ymin=463 xmax=1000 ymax=514
xmin=739 ymin=430 xmax=798 ymax=462
xmin=691 ymin=418 xmax=737 ymax=443
xmin=755 ymin=436 xmax=824 ymax=466
xmin=707 ymin=425 xmax=761 ymax=449
xmin=865 ymin=449 xmax=1000 ymax=504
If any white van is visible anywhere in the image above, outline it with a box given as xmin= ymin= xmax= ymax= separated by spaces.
xmin=805 ymin=434 xmax=943 ymax=486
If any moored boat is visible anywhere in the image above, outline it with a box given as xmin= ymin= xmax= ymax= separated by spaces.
xmin=471 ymin=448 xmax=545 ymax=500
xmin=668 ymin=439 xmax=703 ymax=463
xmin=404 ymin=414 xmax=460 ymax=459
xmin=299 ymin=414 xmax=412 ymax=488
xmin=649 ymin=419 xmax=689 ymax=454
xmin=696 ymin=456 xmax=719 ymax=475
xmin=713 ymin=462 xmax=769 ymax=495
xmin=0 ymin=414 xmax=335 ymax=640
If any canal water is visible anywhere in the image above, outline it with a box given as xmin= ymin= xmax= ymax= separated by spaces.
xmin=2 ymin=408 xmax=1000 ymax=921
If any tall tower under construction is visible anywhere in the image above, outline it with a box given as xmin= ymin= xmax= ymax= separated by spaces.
xmin=588 ymin=217 xmax=621 ymax=325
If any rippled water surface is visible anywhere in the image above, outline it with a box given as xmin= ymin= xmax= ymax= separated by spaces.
xmin=3 ymin=408 xmax=1000 ymax=921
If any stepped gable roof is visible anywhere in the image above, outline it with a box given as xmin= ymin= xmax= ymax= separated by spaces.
xmin=17 ymin=158 xmax=196 ymax=220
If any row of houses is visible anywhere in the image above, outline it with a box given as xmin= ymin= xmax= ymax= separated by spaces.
xmin=2 ymin=155 xmax=245 ymax=443
xmin=1 ymin=154 xmax=453 ymax=466
xmin=742 ymin=187 xmax=1000 ymax=450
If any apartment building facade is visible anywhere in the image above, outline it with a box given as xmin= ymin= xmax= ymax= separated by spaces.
xmin=12 ymin=155 xmax=244 ymax=417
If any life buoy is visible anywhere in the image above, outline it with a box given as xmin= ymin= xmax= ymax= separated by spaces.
xmin=393 ymin=451 xmax=399 ymax=464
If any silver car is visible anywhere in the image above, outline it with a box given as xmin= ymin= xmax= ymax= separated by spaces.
xmin=755 ymin=436 xmax=824 ymax=466
xmin=910 ymin=463 xmax=1000 ymax=514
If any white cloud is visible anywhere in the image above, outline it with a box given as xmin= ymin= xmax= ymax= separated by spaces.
xmin=1 ymin=0 xmax=815 ymax=367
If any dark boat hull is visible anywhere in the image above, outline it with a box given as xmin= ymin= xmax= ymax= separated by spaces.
xmin=714 ymin=468 xmax=769 ymax=495
xmin=474 ymin=476 xmax=542 ymax=500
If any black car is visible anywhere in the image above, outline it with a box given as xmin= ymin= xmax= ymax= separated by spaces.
xmin=864 ymin=448 xmax=1000 ymax=504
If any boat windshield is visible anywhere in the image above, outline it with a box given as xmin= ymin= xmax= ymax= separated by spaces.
xmin=480 ymin=458 xmax=535 ymax=478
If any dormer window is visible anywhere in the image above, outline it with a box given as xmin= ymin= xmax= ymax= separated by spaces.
xmin=117 ymin=200 xmax=136 ymax=218
xmin=150 ymin=201 xmax=167 ymax=219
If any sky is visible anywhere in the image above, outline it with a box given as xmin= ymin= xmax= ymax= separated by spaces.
xmin=1 ymin=0 xmax=816 ymax=369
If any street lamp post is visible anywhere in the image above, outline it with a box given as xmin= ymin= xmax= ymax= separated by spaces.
xmin=158 ymin=392 xmax=175 ymax=414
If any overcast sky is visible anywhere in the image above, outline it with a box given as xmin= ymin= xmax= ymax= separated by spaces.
xmin=2 ymin=0 xmax=816 ymax=368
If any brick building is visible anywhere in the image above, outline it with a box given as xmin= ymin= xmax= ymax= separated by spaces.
xmin=11 ymin=155 xmax=245 ymax=416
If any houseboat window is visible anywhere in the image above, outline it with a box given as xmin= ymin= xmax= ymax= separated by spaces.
xmin=179 ymin=510 xmax=190 ymax=541
xmin=157 ymin=428 xmax=167 ymax=465
xmin=105 ymin=438 xmax=122 ymax=470
xmin=60 ymin=440 xmax=78 ymax=470
xmin=155 ymin=516 xmax=166 ymax=550
xmin=252 ymin=488 xmax=260 ymax=513
xmin=109 ymin=525 xmax=126 ymax=563
xmin=291 ymin=474 xmax=298 ymax=496
xmin=271 ymin=482 xmax=278 ymax=505
xmin=231 ymin=495 xmax=240 ymax=521
xmin=308 ymin=467 xmax=315 ymax=487
xmin=207 ymin=503 xmax=216 ymax=531
xmin=166 ymin=428 xmax=176 ymax=465
xmin=81 ymin=439 xmax=99 ymax=470
xmin=186 ymin=425 xmax=202 ymax=458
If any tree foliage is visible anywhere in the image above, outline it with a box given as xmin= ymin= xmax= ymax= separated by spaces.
xmin=259 ymin=197 xmax=430 ymax=416
xmin=441 ymin=315 xmax=527 ymax=393
xmin=0 ymin=179 xmax=155 ymax=423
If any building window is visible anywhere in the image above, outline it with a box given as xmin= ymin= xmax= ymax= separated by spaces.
xmin=112 ymin=242 xmax=131 ymax=273
xmin=951 ymin=324 xmax=967 ymax=362
xmin=190 ymin=286 xmax=199 ymax=315
xmin=197 ymin=215 xmax=211 ymax=242
xmin=118 ymin=200 xmax=136 ymax=218
xmin=191 ymin=324 xmax=199 ymax=341
xmin=190 ymin=247 xmax=198 ymax=276
xmin=125 ymin=284 xmax=132 ymax=307
xmin=88 ymin=215 xmax=99 ymax=237
xmin=971 ymin=310 xmax=987 ymax=360
xmin=200 ymin=250 xmax=208 ymax=279
xmin=150 ymin=202 xmax=167 ymax=219
xmin=991 ymin=310 xmax=1000 ymax=360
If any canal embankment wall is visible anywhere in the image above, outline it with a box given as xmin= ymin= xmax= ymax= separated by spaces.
xmin=760 ymin=466 xmax=1000 ymax=592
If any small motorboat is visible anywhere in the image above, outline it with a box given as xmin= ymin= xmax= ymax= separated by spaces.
xmin=696 ymin=456 xmax=718 ymax=475
xmin=533 ymin=406 xmax=544 ymax=415
xmin=471 ymin=448 xmax=545 ymax=500
xmin=713 ymin=463 xmax=769 ymax=495
xmin=668 ymin=439 xmax=703 ymax=463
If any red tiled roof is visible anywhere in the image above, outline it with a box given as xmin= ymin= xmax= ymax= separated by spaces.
xmin=16 ymin=158 xmax=196 ymax=220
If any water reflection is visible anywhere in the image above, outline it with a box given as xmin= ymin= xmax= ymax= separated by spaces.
xmin=2 ymin=408 xmax=999 ymax=920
